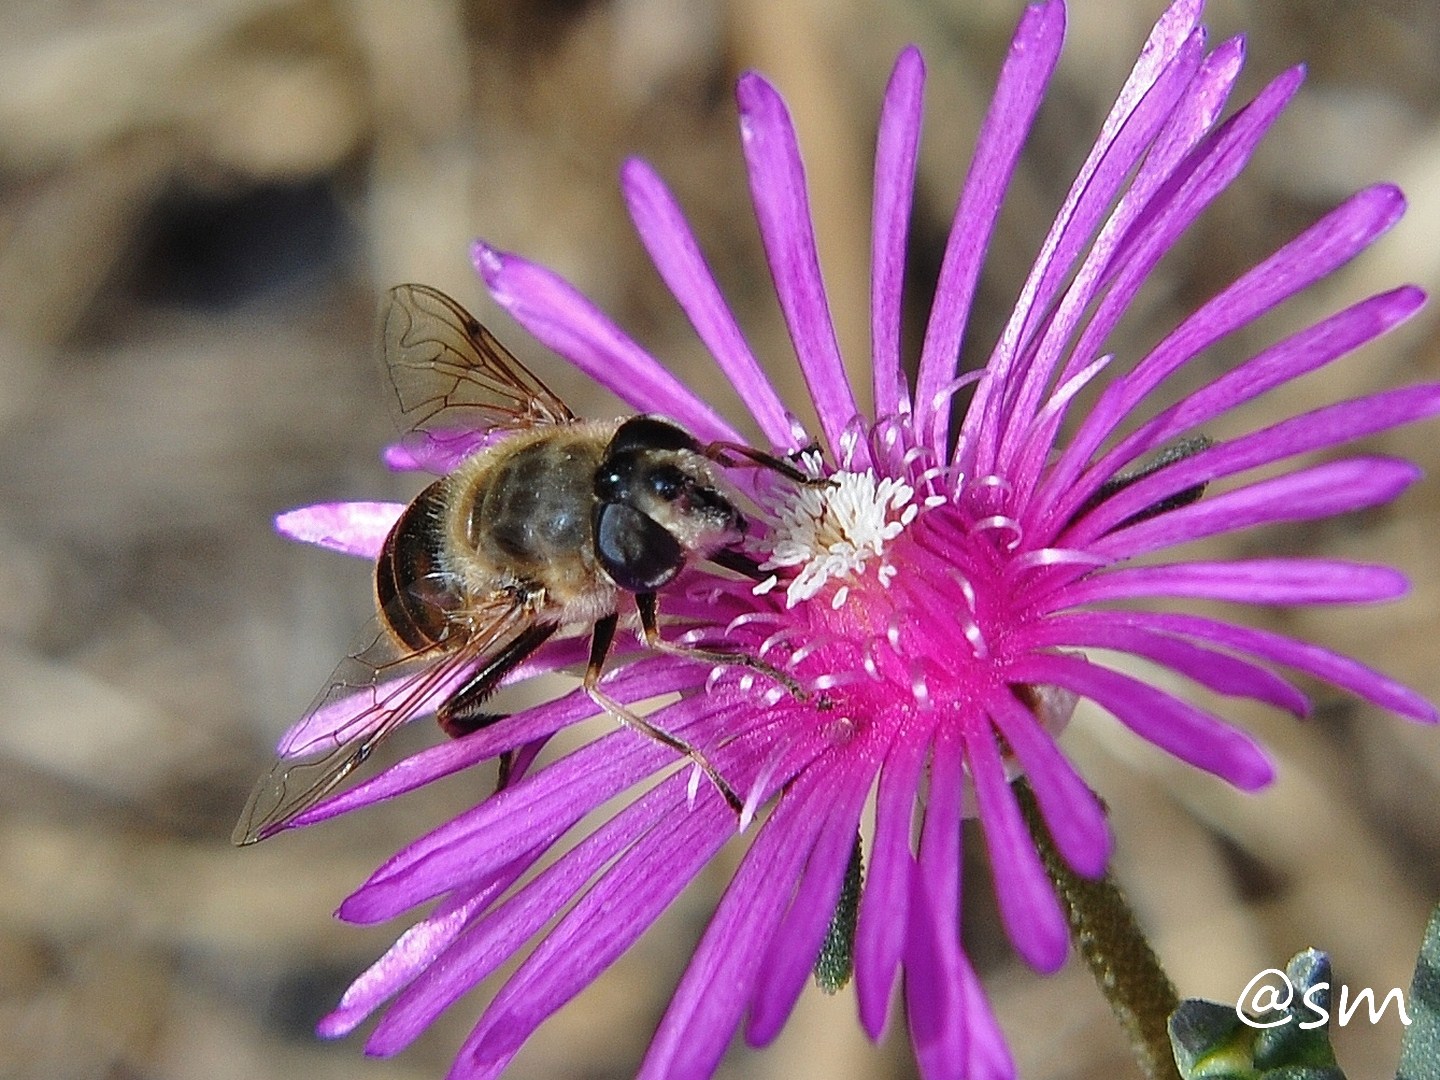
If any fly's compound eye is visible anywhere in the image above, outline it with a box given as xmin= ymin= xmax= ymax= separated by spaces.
xmin=593 ymin=502 xmax=684 ymax=592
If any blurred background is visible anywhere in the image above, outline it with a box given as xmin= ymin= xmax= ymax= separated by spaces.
xmin=4 ymin=0 xmax=1440 ymax=1077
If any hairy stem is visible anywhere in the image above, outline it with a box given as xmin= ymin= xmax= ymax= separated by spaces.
xmin=1016 ymin=778 xmax=1181 ymax=1080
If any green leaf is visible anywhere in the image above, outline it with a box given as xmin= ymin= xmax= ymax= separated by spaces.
xmin=1169 ymin=949 xmax=1345 ymax=1080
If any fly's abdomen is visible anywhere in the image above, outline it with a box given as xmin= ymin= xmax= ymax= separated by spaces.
xmin=376 ymin=479 xmax=460 ymax=650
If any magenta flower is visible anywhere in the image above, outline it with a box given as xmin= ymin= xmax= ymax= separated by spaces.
xmin=265 ymin=1 xmax=1439 ymax=1076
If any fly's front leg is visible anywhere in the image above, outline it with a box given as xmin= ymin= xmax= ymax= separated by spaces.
xmin=701 ymin=440 xmax=833 ymax=487
xmin=635 ymin=592 xmax=824 ymax=706
xmin=583 ymin=612 xmax=741 ymax=812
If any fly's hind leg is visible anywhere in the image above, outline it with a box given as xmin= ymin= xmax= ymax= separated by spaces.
xmin=584 ymin=612 xmax=742 ymax=812
xmin=635 ymin=592 xmax=824 ymax=707
xmin=438 ymin=621 xmax=558 ymax=789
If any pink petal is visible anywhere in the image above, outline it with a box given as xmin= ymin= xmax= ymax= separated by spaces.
xmin=1062 ymin=558 xmax=1409 ymax=608
xmin=965 ymin=724 xmax=1068 ymax=971
xmin=638 ymin=768 xmax=839 ymax=1079
xmin=737 ymin=73 xmax=863 ymax=460
xmin=383 ymin=429 xmax=494 ymax=473
xmin=988 ymin=689 xmax=1110 ymax=878
xmin=364 ymin=772 xmax=692 ymax=1054
xmin=1091 ymin=457 xmax=1420 ymax=557
xmin=746 ymin=757 xmax=877 ymax=1045
xmin=274 ymin=502 xmax=404 ymax=559
xmin=1026 ymin=612 xmax=1309 ymax=717
xmin=471 ymin=241 xmax=740 ymax=443
xmin=1039 ymin=187 xmax=1411 ymax=528
xmin=1105 ymin=610 xmax=1437 ymax=722
xmin=985 ymin=27 xmax=1208 ymax=475
xmin=1067 ymin=392 xmax=1438 ymax=557
xmin=321 ymin=865 xmax=525 ymax=1039
xmin=870 ymin=46 xmax=925 ymax=422
xmin=855 ymin=726 xmax=927 ymax=1038
xmin=1016 ymin=653 xmax=1275 ymax=789
xmin=917 ymin=0 xmax=1066 ymax=462
xmin=450 ymin=794 xmax=736 ymax=1080
xmin=621 ymin=157 xmax=797 ymax=449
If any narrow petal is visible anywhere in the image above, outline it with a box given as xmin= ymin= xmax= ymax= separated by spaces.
xmin=1025 ymin=612 xmax=1309 ymax=716
xmin=917 ymin=0 xmax=1066 ymax=461
xmin=1104 ymin=610 xmax=1437 ymax=722
xmin=1061 ymin=558 xmax=1409 ymax=608
xmin=364 ymin=772 xmax=690 ymax=1054
xmin=855 ymin=725 xmax=927 ymax=1038
xmin=1084 ymin=33 xmax=1245 ymax=299
xmin=340 ymin=692 xmax=776 ymax=918
xmin=736 ymin=74 xmax=862 ymax=457
xmin=275 ymin=502 xmax=404 ymax=559
xmin=450 ymin=795 xmax=736 ymax=1080
xmin=638 ymin=769 xmax=840 ymax=1079
xmin=904 ymin=855 xmax=965 ymax=1078
xmin=1017 ymin=653 xmax=1275 ymax=789
xmin=905 ymin=864 xmax=1014 ymax=1080
xmin=1091 ymin=457 xmax=1421 ymax=558
xmin=988 ymin=690 xmax=1110 ymax=878
xmin=984 ymin=28 xmax=1208 ymax=473
xmin=871 ymin=46 xmax=925 ymax=421
xmin=471 ymin=241 xmax=740 ymax=442
xmin=383 ymin=429 xmax=492 ymax=474
xmin=746 ymin=756 xmax=878 ymax=1045
xmin=292 ymin=655 xmax=688 ymax=829
xmin=1003 ymin=64 xmax=1307 ymax=491
xmin=274 ymin=656 xmax=487 ymax=763
xmin=1022 ymin=0 xmax=1205 ymax=339
xmin=621 ymin=158 xmax=797 ymax=448
xmin=323 ymin=864 xmax=526 ymax=1039
xmin=957 ymin=953 xmax=1018 ymax=1080
xmin=918 ymin=733 xmax=962 ymax=922
xmin=966 ymin=725 xmax=1069 ymax=972
xmin=339 ymin=727 xmax=687 ymax=921
xmin=1037 ymin=188 xmax=1412 ymax=526
xmin=1057 ymin=65 xmax=1306 ymax=376
xmin=1061 ymin=361 xmax=1436 ymax=545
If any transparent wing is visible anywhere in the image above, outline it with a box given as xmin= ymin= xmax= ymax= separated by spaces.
xmin=380 ymin=283 xmax=575 ymax=440
xmin=233 ymin=592 xmax=534 ymax=845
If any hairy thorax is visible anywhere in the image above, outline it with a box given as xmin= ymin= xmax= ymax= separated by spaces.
xmin=443 ymin=421 xmax=623 ymax=624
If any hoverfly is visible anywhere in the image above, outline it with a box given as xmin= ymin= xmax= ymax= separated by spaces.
xmin=233 ymin=284 xmax=819 ymax=845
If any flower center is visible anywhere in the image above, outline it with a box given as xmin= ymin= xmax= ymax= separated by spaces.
xmin=755 ymin=467 xmax=921 ymax=609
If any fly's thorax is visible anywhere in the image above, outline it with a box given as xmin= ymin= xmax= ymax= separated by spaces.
xmin=439 ymin=420 xmax=621 ymax=614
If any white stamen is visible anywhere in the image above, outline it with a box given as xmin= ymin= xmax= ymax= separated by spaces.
xmin=862 ymin=639 xmax=882 ymax=680
xmin=755 ymin=467 xmax=922 ymax=608
xmin=909 ymin=661 xmax=931 ymax=710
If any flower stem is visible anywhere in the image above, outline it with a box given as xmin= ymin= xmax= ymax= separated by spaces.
xmin=1015 ymin=779 xmax=1182 ymax=1080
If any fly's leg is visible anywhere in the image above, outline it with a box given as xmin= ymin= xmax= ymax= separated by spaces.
xmin=437 ymin=621 xmax=558 ymax=790
xmin=701 ymin=440 xmax=832 ymax=487
xmin=635 ymin=591 xmax=823 ymax=706
xmin=583 ymin=612 xmax=742 ymax=812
